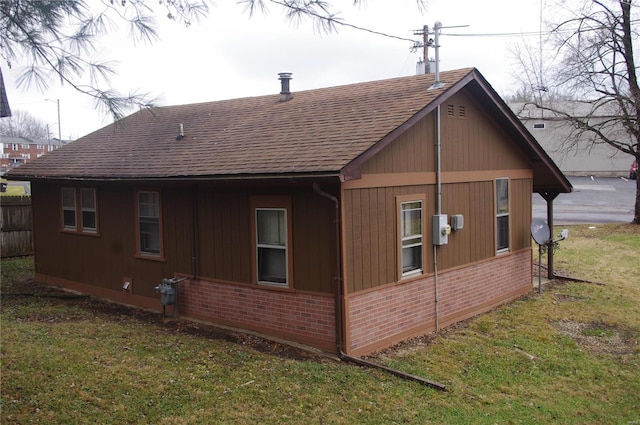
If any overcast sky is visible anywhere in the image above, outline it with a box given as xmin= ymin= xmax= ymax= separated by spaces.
xmin=3 ymin=0 xmax=545 ymax=140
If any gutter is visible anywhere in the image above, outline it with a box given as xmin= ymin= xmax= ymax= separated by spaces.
xmin=312 ymin=183 xmax=447 ymax=392
xmin=4 ymin=172 xmax=341 ymax=183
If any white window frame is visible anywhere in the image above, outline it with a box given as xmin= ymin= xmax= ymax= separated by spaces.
xmin=61 ymin=187 xmax=77 ymax=231
xmin=496 ymin=178 xmax=510 ymax=253
xmin=251 ymin=196 xmax=293 ymax=289
xmin=396 ymin=194 xmax=426 ymax=280
xmin=80 ymin=188 xmax=98 ymax=233
xmin=136 ymin=190 xmax=163 ymax=257
xmin=255 ymin=208 xmax=288 ymax=287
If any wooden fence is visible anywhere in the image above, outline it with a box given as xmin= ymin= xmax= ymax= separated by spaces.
xmin=1 ymin=196 xmax=33 ymax=258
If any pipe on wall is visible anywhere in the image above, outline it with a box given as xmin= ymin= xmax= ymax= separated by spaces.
xmin=433 ymin=105 xmax=442 ymax=332
xmin=312 ymin=183 xmax=447 ymax=391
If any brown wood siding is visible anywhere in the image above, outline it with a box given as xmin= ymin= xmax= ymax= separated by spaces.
xmin=467 ymin=181 xmax=496 ymax=262
xmin=292 ymin=191 xmax=336 ymax=293
xmin=360 ymin=90 xmax=530 ymax=176
xmin=344 ymin=185 xmax=436 ymax=294
xmin=345 ymin=89 xmax=535 ymax=294
xmin=196 ymin=190 xmax=251 ymax=284
xmin=32 ymin=182 xmax=169 ymax=298
xmin=441 ymin=90 xmax=530 ymax=172
xmin=360 ymin=113 xmax=434 ymax=174
xmin=343 ymin=178 xmax=533 ymax=293
xmin=510 ymin=178 xmax=533 ymax=251
xmin=32 ymin=182 xmax=335 ymax=299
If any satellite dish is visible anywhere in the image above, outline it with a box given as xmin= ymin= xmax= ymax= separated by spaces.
xmin=531 ymin=219 xmax=550 ymax=245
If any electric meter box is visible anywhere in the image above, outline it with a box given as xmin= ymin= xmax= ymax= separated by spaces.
xmin=433 ymin=214 xmax=450 ymax=245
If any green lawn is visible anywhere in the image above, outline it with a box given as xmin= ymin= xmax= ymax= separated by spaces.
xmin=1 ymin=224 xmax=639 ymax=424
xmin=0 ymin=178 xmax=27 ymax=196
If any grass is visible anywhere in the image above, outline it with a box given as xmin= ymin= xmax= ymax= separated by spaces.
xmin=2 ymin=223 xmax=639 ymax=424
xmin=0 ymin=178 xmax=27 ymax=196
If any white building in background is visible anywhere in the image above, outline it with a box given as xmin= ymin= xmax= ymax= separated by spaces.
xmin=510 ymin=102 xmax=634 ymax=177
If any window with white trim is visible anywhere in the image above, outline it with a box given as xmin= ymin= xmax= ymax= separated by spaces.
xmin=256 ymin=208 xmax=288 ymax=286
xmin=62 ymin=188 xmax=77 ymax=230
xmin=251 ymin=196 xmax=292 ymax=288
xmin=80 ymin=188 xmax=97 ymax=233
xmin=496 ymin=178 xmax=510 ymax=252
xmin=137 ymin=191 xmax=162 ymax=256
xmin=398 ymin=196 xmax=424 ymax=278
xmin=61 ymin=187 xmax=98 ymax=234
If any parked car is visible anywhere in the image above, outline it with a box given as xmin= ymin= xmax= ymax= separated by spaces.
xmin=631 ymin=160 xmax=638 ymax=180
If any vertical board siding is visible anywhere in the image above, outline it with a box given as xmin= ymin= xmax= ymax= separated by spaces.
xmin=441 ymin=91 xmax=530 ymax=172
xmin=511 ymin=179 xmax=533 ymax=251
xmin=345 ymin=181 xmax=503 ymax=293
xmin=32 ymin=182 xmax=334 ymax=299
xmin=344 ymin=89 xmax=536 ymax=294
xmin=344 ymin=185 xmax=438 ymax=293
xmin=0 ymin=196 xmax=33 ymax=257
xmin=292 ymin=191 xmax=335 ymax=293
xmin=196 ymin=191 xmax=251 ymax=284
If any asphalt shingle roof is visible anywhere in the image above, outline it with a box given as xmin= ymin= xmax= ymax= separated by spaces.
xmin=8 ymin=68 xmax=474 ymax=180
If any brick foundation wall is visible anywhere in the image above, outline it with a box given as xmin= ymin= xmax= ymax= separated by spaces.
xmin=346 ymin=250 xmax=532 ymax=355
xmin=178 ymin=279 xmax=336 ymax=351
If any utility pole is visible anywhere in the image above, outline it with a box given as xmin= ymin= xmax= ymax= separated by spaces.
xmin=423 ymin=25 xmax=430 ymax=74
xmin=413 ymin=25 xmax=433 ymax=74
xmin=46 ymin=98 xmax=61 ymax=141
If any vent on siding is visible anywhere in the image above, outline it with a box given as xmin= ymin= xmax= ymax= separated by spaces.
xmin=447 ymin=104 xmax=455 ymax=118
xmin=533 ymin=123 xmax=546 ymax=129
xmin=458 ymin=105 xmax=466 ymax=119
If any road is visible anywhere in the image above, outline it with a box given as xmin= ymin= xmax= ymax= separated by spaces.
xmin=532 ymin=176 xmax=637 ymax=224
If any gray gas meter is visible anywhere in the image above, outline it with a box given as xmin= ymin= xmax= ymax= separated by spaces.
xmin=155 ymin=279 xmax=176 ymax=306
xmin=154 ymin=277 xmax=187 ymax=317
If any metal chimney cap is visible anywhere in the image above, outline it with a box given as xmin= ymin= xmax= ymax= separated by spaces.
xmin=278 ymin=72 xmax=293 ymax=101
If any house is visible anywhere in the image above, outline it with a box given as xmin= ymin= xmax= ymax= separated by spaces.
xmin=1 ymin=136 xmax=67 ymax=175
xmin=511 ymin=102 xmax=634 ymax=177
xmin=6 ymin=68 xmax=571 ymax=356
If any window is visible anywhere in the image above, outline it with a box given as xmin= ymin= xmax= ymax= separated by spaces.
xmin=21 ymin=144 xmax=29 ymax=149
xmin=21 ymin=154 xmax=30 ymax=159
xmin=496 ymin=178 xmax=510 ymax=252
xmin=533 ymin=123 xmax=545 ymax=129
xmin=397 ymin=195 xmax=425 ymax=279
xmin=256 ymin=209 xmax=287 ymax=285
xmin=137 ymin=191 xmax=162 ymax=257
xmin=80 ymin=188 xmax=97 ymax=232
xmin=251 ymin=197 xmax=293 ymax=288
xmin=62 ymin=188 xmax=77 ymax=230
xmin=11 ymin=144 xmax=18 ymax=151
xmin=61 ymin=187 xmax=98 ymax=234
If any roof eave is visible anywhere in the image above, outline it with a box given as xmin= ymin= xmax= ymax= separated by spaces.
xmin=5 ymin=171 xmax=342 ymax=184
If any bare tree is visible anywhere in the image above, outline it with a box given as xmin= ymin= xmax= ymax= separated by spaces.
xmin=1 ymin=0 xmax=425 ymax=123
xmin=513 ymin=0 xmax=640 ymax=224
xmin=0 ymin=109 xmax=49 ymax=139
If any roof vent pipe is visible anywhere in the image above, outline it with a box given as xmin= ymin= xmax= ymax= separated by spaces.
xmin=176 ymin=123 xmax=184 ymax=140
xmin=278 ymin=72 xmax=293 ymax=102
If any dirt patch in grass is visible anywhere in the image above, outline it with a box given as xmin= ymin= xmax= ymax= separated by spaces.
xmin=554 ymin=293 xmax=590 ymax=303
xmin=3 ymin=276 xmax=326 ymax=363
xmin=552 ymin=319 xmax=638 ymax=356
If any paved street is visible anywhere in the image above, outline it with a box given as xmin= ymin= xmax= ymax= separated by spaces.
xmin=533 ymin=176 xmax=637 ymax=224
